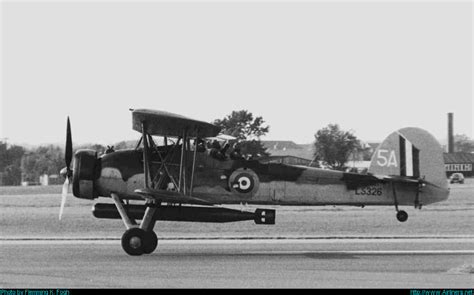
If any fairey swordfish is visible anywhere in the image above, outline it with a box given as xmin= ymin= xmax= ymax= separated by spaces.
xmin=59 ymin=109 xmax=449 ymax=256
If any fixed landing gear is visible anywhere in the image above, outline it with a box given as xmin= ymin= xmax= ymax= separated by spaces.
xmin=111 ymin=193 xmax=159 ymax=256
xmin=391 ymin=181 xmax=409 ymax=223
xmin=143 ymin=230 xmax=158 ymax=254
xmin=121 ymin=228 xmax=158 ymax=256
xmin=396 ymin=210 xmax=408 ymax=222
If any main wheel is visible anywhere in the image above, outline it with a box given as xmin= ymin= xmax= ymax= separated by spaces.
xmin=396 ymin=210 xmax=408 ymax=222
xmin=143 ymin=230 xmax=158 ymax=254
xmin=121 ymin=228 xmax=147 ymax=256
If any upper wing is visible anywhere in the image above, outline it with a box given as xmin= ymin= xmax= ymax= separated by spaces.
xmin=131 ymin=109 xmax=221 ymax=138
xmin=134 ymin=188 xmax=213 ymax=206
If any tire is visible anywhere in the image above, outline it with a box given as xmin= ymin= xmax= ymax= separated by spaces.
xmin=143 ymin=231 xmax=158 ymax=254
xmin=121 ymin=228 xmax=147 ymax=256
xmin=396 ymin=210 xmax=408 ymax=222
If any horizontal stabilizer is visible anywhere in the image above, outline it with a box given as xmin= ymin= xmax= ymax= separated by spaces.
xmin=376 ymin=175 xmax=421 ymax=183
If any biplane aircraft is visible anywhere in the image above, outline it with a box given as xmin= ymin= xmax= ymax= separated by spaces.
xmin=59 ymin=109 xmax=449 ymax=256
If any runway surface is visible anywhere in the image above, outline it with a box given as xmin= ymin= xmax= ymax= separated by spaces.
xmin=1 ymin=237 xmax=473 ymax=288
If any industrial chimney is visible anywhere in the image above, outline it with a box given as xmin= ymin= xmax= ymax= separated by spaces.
xmin=448 ymin=112 xmax=454 ymax=153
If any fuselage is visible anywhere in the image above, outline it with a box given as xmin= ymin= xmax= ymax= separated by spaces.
xmin=72 ymin=146 xmax=449 ymax=207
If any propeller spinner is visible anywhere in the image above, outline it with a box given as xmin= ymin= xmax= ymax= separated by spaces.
xmin=59 ymin=117 xmax=73 ymax=220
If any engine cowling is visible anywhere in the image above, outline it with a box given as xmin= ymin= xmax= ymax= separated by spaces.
xmin=72 ymin=149 xmax=100 ymax=199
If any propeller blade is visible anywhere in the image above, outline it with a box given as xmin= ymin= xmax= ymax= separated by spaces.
xmin=65 ymin=116 xmax=72 ymax=171
xmin=59 ymin=177 xmax=69 ymax=220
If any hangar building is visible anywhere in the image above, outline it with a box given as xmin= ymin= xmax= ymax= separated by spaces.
xmin=443 ymin=153 xmax=474 ymax=177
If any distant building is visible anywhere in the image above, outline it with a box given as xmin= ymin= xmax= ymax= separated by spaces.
xmin=39 ymin=174 xmax=49 ymax=186
xmin=444 ymin=153 xmax=474 ymax=177
xmin=261 ymin=141 xmax=474 ymax=178
xmin=48 ymin=174 xmax=62 ymax=185
xmin=39 ymin=174 xmax=62 ymax=186
xmin=345 ymin=161 xmax=371 ymax=174
xmin=263 ymin=140 xmax=302 ymax=151
xmin=259 ymin=155 xmax=320 ymax=167
xmin=262 ymin=140 xmax=380 ymax=171
xmin=366 ymin=143 xmax=380 ymax=154
xmin=261 ymin=140 xmax=314 ymax=159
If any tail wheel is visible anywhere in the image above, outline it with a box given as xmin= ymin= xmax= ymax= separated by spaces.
xmin=396 ymin=210 xmax=408 ymax=222
xmin=143 ymin=230 xmax=158 ymax=254
xmin=121 ymin=228 xmax=147 ymax=256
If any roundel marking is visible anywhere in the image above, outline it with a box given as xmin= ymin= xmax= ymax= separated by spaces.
xmin=229 ymin=168 xmax=259 ymax=197
xmin=234 ymin=174 xmax=253 ymax=193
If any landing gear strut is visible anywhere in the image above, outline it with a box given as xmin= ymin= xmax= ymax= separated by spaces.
xmin=391 ymin=182 xmax=408 ymax=223
xmin=112 ymin=193 xmax=159 ymax=256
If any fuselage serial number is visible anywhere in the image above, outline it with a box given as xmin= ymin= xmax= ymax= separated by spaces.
xmin=355 ymin=184 xmax=383 ymax=196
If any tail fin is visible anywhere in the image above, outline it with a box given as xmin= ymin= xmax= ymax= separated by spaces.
xmin=368 ymin=127 xmax=447 ymax=189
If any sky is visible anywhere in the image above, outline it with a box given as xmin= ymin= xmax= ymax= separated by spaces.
xmin=1 ymin=0 xmax=472 ymax=147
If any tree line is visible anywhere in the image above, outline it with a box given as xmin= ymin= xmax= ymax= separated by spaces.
xmin=1 ymin=110 xmax=472 ymax=186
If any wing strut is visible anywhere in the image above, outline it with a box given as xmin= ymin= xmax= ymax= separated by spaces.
xmin=138 ymin=119 xmax=202 ymax=200
xmin=178 ymin=129 xmax=187 ymax=194
xmin=141 ymin=122 xmax=152 ymax=188
xmin=189 ymin=128 xmax=199 ymax=196
xmin=152 ymin=143 xmax=179 ymax=191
